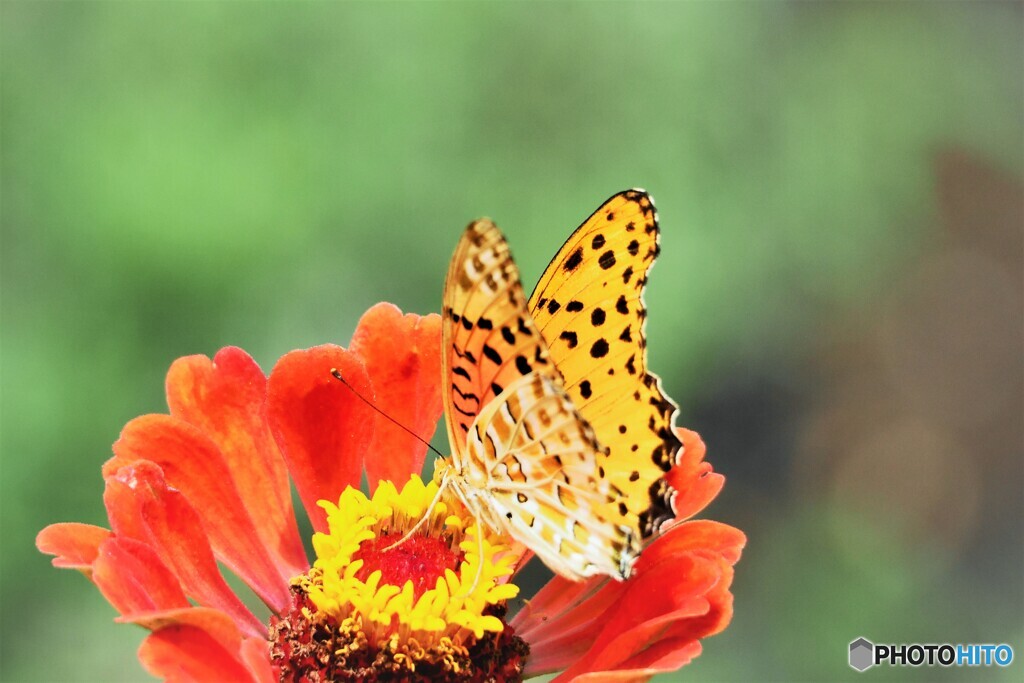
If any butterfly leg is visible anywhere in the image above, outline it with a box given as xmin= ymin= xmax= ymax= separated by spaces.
xmin=382 ymin=472 xmax=451 ymax=552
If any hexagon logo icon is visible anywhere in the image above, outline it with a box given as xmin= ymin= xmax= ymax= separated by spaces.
xmin=849 ymin=637 xmax=875 ymax=672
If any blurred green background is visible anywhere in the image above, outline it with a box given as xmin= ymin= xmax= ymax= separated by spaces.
xmin=2 ymin=2 xmax=1021 ymax=681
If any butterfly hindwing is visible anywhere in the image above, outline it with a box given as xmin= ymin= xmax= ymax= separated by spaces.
xmin=528 ymin=189 xmax=682 ymax=542
xmin=465 ymin=372 xmax=636 ymax=579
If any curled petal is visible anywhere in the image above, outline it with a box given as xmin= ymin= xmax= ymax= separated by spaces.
xmin=36 ymin=523 xmax=111 ymax=576
xmin=668 ymin=428 xmax=725 ymax=521
xmin=104 ymin=415 xmax=291 ymax=611
xmin=350 ymin=304 xmax=443 ymax=490
xmin=166 ymin=347 xmax=307 ymax=577
xmin=266 ymin=345 xmax=376 ymax=532
xmin=663 ymin=560 xmax=736 ymax=643
xmin=135 ymin=608 xmax=259 ymax=683
xmin=104 ymin=461 xmax=266 ymax=638
xmin=652 ymin=519 xmax=746 ymax=566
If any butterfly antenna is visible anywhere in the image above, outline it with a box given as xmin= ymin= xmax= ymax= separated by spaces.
xmin=329 ymin=368 xmax=444 ymax=459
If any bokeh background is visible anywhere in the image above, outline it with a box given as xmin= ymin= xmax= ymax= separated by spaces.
xmin=2 ymin=2 xmax=1021 ymax=681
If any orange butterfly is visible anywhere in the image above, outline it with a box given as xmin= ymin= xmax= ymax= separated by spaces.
xmin=435 ymin=190 xmax=682 ymax=581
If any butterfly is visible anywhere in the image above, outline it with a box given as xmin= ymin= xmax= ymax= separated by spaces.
xmin=435 ymin=189 xmax=683 ymax=581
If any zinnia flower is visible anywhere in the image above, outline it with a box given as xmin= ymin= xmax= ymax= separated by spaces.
xmin=37 ymin=302 xmax=744 ymax=681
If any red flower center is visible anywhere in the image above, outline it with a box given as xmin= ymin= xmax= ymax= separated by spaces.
xmin=352 ymin=533 xmax=464 ymax=600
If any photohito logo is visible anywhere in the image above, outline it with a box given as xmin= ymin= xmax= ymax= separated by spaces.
xmin=848 ymin=637 xmax=1014 ymax=672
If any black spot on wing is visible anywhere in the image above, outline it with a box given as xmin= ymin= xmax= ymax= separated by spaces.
xmin=547 ymin=299 xmax=561 ymax=314
xmin=598 ymin=250 xmax=616 ymax=270
xmin=501 ymin=326 xmax=515 ymax=345
xmin=590 ymin=339 xmax=609 ymax=358
xmin=616 ymin=295 xmax=629 ymax=314
xmin=592 ymin=234 xmax=606 ymax=249
xmin=627 ymin=239 xmax=640 ymax=256
xmin=563 ymin=247 xmax=584 ymax=272
xmin=591 ymin=308 xmax=606 ymax=326
xmin=565 ymin=300 xmax=584 ymax=313
xmin=559 ymin=330 xmax=578 ymax=348
xmin=579 ymin=380 xmax=592 ymax=399
xmin=515 ymin=355 xmax=531 ymax=375
xmin=482 ymin=344 xmax=502 ymax=365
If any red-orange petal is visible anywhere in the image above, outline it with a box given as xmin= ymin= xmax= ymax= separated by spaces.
xmin=92 ymin=537 xmax=190 ymax=616
xmin=104 ymin=415 xmax=291 ymax=611
xmin=349 ymin=304 xmax=443 ymax=490
xmin=135 ymin=608 xmax=258 ymax=683
xmin=515 ymin=576 xmax=613 ymax=648
xmin=519 ymin=521 xmax=745 ymax=680
xmin=668 ymin=428 xmax=725 ymax=521
xmin=529 ymin=557 xmax=716 ymax=677
xmin=647 ymin=519 xmax=746 ymax=566
xmin=571 ymin=672 xmax=658 ymax=683
xmin=104 ymin=461 xmax=266 ymax=638
xmin=265 ymin=345 xmax=375 ymax=532
xmin=604 ymin=636 xmax=703 ymax=674
xmin=240 ymin=636 xmax=277 ymax=683
xmin=550 ymin=555 xmax=719 ymax=681
xmin=661 ymin=559 xmax=735 ymax=643
xmin=36 ymin=523 xmax=111 ymax=576
xmin=121 ymin=605 xmax=243 ymax=641
xmin=166 ymin=347 xmax=307 ymax=577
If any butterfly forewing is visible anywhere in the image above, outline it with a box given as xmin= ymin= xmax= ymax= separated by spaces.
xmin=528 ymin=189 xmax=683 ymax=541
xmin=442 ymin=219 xmax=638 ymax=579
xmin=442 ymin=220 xmax=552 ymax=456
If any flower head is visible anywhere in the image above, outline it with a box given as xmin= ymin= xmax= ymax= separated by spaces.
xmin=271 ymin=477 xmax=527 ymax=681
xmin=37 ymin=302 xmax=743 ymax=681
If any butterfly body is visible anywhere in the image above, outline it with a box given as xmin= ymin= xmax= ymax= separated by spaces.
xmin=438 ymin=190 xmax=682 ymax=581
